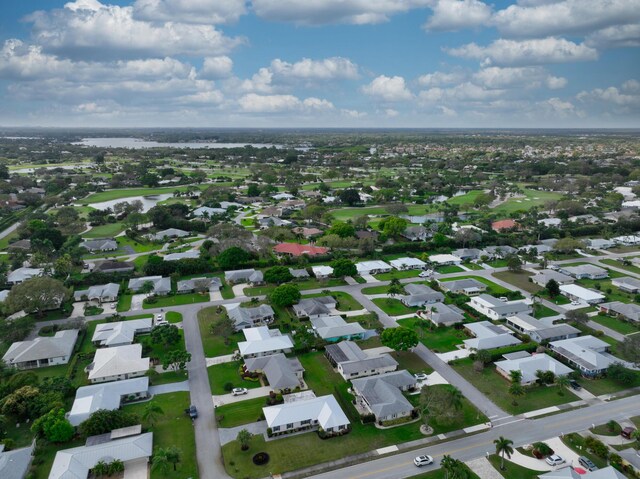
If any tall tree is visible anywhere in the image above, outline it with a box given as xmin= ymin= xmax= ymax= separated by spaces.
xmin=6 ymin=277 xmax=70 ymax=315
xmin=494 ymin=436 xmax=514 ymax=470
xmin=237 ymin=428 xmax=252 ymax=451
xmin=142 ymin=402 xmax=164 ymax=428
xmin=380 ymin=327 xmax=418 ymax=354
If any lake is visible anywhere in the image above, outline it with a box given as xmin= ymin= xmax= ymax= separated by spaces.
xmin=85 ymin=194 xmax=173 ymax=213
xmin=73 ymin=137 xmax=287 ymax=149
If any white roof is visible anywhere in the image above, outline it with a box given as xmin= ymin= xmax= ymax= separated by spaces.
xmin=311 ymin=265 xmax=334 ymax=276
xmin=3 ymin=329 xmax=79 ymax=365
xmin=550 ymin=335 xmax=616 ymax=372
xmin=238 ymin=327 xmax=293 ymax=356
xmin=163 ymin=250 xmax=200 ymax=261
xmin=428 ymin=254 xmax=461 ymax=264
xmin=49 ymin=432 xmax=153 ymax=479
xmin=464 ymin=321 xmax=521 ymax=350
xmin=495 ymin=353 xmax=573 ymax=383
xmin=92 ymin=319 xmax=152 ymax=347
xmin=356 ymin=260 xmax=392 ymax=273
xmin=389 ymin=257 xmax=426 ymax=269
xmin=263 ymin=394 xmax=349 ymax=430
xmin=7 ymin=267 xmax=44 ymax=283
xmin=559 ymin=284 xmax=605 ymax=302
xmin=310 ymin=315 xmax=366 ymax=339
xmin=88 ymin=344 xmax=150 ymax=381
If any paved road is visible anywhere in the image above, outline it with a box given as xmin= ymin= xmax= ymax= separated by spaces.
xmin=305 ymin=394 xmax=640 ymax=479
xmin=0 ymin=219 xmax=21 ymax=241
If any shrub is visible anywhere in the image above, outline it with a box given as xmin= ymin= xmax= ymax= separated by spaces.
xmin=223 ymin=382 xmax=234 ymax=392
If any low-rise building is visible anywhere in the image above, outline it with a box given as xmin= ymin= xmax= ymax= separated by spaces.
xmin=86 ymin=344 xmax=150 ymax=383
xmin=127 ymin=276 xmax=171 ymax=295
xmin=311 ymin=265 xmax=334 ymax=279
xmin=402 ymin=225 xmax=430 ymax=242
xmin=558 ymin=264 xmax=608 ymax=280
xmin=224 ymin=268 xmax=264 ymax=285
xmin=439 ymin=278 xmax=487 ymax=296
xmin=599 ymin=301 xmax=640 ymax=322
xmin=481 ymin=245 xmax=518 ymax=259
xmin=238 ymin=326 xmax=294 ymax=358
xmin=163 ymin=250 xmax=200 ymax=261
xmin=452 ymin=248 xmax=483 ymax=261
xmin=80 ymin=238 xmax=118 ymax=253
xmin=227 ymin=304 xmax=275 ymax=330
xmin=531 ymin=269 xmax=575 ymax=287
xmin=356 ymin=260 xmax=392 ymax=275
xmin=0 ymin=442 xmax=34 ymax=479
xmin=559 ymin=284 xmax=606 ymax=304
xmin=325 ymin=341 xmax=398 ymax=380
xmin=491 ymin=219 xmax=517 ymax=232
xmin=176 ymin=276 xmax=222 ymax=293
xmin=420 ymin=303 xmax=465 ymax=326
xmin=428 ymin=254 xmax=462 ymax=266
xmin=3 ymin=329 xmax=79 ymax=369
xmin=400 ymin=284 xmax=444 ymax=307
xmin=289 ymin=268 xmax=310 ymax=279
xmin=389 ymin=257 xmax=426 ymax=271
xmin=351 ymin=371 xmax=417 ymax=422
xmin=310 ymin=315 xmax=366 ymax=342
xmin=495 ymin=352 xmax=572 ymax=385
xmin=244 ymin=353 xmax=304 ymax=392
xmin=74 ymin=283 xmax=120 ymax=303
xmin=293 ymin=296 xmax=337 ymax=319
xmin=273 ymin=243 xmax=329 ymax=257
xmin=93 ymin=260 xmax=134 ymax=274
xmin=7 ymin=267 xmax=44 ymax=285
xmin=463 ymin=321 xmax=522 ymax=350
xmin=468 ymin=294 xmax=532 ymax=320
xmin=587 ymin=238 xmax=616 ymax=250
xmin=505 ymin=314 xmax=580 ymax=343
xmin=612 ymin=276 xmax=640 ymax=293
xmin=92 ymin=318 xmax=152 ymax=347
xmin=147 ymin=228 xmax=189 ymax=241
xmin=549 ymin=335 xmax=615 ymax=377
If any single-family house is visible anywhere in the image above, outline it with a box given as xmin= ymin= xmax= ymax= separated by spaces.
xmin=351 ymin=371 xmax=417 ymax=422
xmin=389 ymin=257 xmax=426 ymax=271
xmin=3 ymin=329 xmax=79 ymax=369
xmin=289 ymin=268 xmax=310 ymax=279
xmin=127 ymin=276 xmax=171 ymax=295
xmin=0 ymin=442 xmax=34 ymax=479
xmin=495 ymin=352 xmax=573 ymax=385
xmin=559 ymin=284 xmax=606 ymax=304
xmin=325 ymin=341 xmax=398 ymax=380
xmin=356 ymin=260 xmax=392 ymax=275
xmin=244 ymin=353 xmax=304 ymax=391
xmin=428 ymin=254 xmax=462 ymax=266
xmin=531 ymin=269 xmax=575 ymax=287
xmin=587 ymin=238 xmax=616 ymax=250
xmin=491 ymin=219 xmax=517 ymax=232
xmin=481 ymin=245 xmax=518 ymax=259
xmin=355 ymin=230 xmax=380 ymax=241
xmin=192 ymin=206 xmax=225 ymax=217
xmin=177 ymin=276 xmax=222 ymax=293
xmin=272 ymin=192 xmax=294 ymax=201
xmin=612 ymin=276 xmax=640 ymax=293
xmin=311 ymin=265 xmax=334 ymax=279
xmin=228 ymin=304 xmax=275 ymax=330
xmin=452 ymin=248 xmax=483 ymax=261
xmin=49 ymin=429 xmax=153 ymax=479
xmin=402 ymin=226 xmax=430 ymax=242
xmin=310 ymin=315 xmax=366 ymax=342
xmin=468 ymin=294 xmax=532 ymax=320
xmin=558 ymin=265 xmax=608 ymax=280
xmin=7 ymin=239 xmax=31 ymax=252
xmin=421 ymin=303 xmax=465 ymax=326
xmin=263 ymin=392 xmax=350 ymax=437
xmin=293 ymin=296 xmax=337 ymax=319
xmin=400 ymin=284 xmax=444 ymax=307
xmin=74 ymin=283 xmax=120 ymax=303
xmin=92 ymin=318 xmax=152 ymax=347
xmin=80 ymin=238 xmax=118 ymax=253
xmin=505 ymin=314 xmax=580 ymax=343
xmin=68 ymin=377 xmax=149 ymax=426
xmin=613 ymin=235 xmax=640 ymax=246
xmin=93 ymin=260 xmax=134 ymax=274
xmin=147 ymin=228 xmax=189 ymax=241
xmin=599 ymin=301 xmax=640 ymax=322
xmin=86 ymin=344 xmax=150 ymax=383
xmin=463 ymin=321 xmax=522 ymax=350
xmin=537 ymin=218 xmax=562 ymax=228
xmin=549 ymin=335 xmax=615 ymax=377
xmin=292 ymin=227 xmax=323 ymax=239
xmin=163 ymin=250 xmax=200 ymax=261
xmin=439 ymin=278 xmax=487 ymax=296
xmin=259 ymin=217 xmax=292 ymax=229
xmin=224 ymin=269 xmax=264 ymax=285
xmin=238 ymin=326 xmax=294 ymax=358
xmin=519 ymin=244 xmax=553 ymax=255
xmin=273 ymin=243 xmax=329 ymax=257
xmin=7 ymin=267 xmax=44 ymax=285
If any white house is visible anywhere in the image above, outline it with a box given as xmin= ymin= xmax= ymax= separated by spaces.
xmin=428 ymin=254 xmax=462 ymax=266
xmin=163 ymin=250 xmax=200 ymax=261
xmin=495 ymin=352 xmax=573 ymax=385
xmin=7 ymin=267 xmax=44 ymax=285
xmin=324 ymin=341 xmax=398 ymax=380
xmin=147 ymin=228 xmax=189 ymax=241
xmin=389 ymin=257 xmax=426 ymax=271
xmin=91 ymin=318 xmax=153 ymax=347
xmin=463 ymin=321 xmax=522 ymax=350
xmin=311 ymin=265 xmax=334 ymax=279
xmin=439 ymin=278 xmax=487 ymax=296
xmin=356 ymin=260 xmax=392 ymax=275
xmin=74 ymin=283 xmax=120 ymax=303
xmin=558 ymin=265 xmax=608 ymax=280
xmin=310 ymin=315 xmax=366 ymax=342
xmin=3 ymin=329 xmax=79 ymax=369
xmin=468 ymin=294 xmax=532 ymax=320
xmin=505 ymin=314 xmax=580 ymax=343
xmin=86 ymin=344 xmax=150 ymax=383
xmin=549 ymin=335 xmax=615 ymax=377
xmin=238 ymin=326 xmax=294 ymax=358
xmin=559 ymin=284 xmax=606 ymax=304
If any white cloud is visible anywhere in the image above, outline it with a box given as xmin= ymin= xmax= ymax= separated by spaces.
xmin=586 ymin=23 xmax=640 ymax=49
xmin=424 ymin=0 xmax=492 ymax=32
xmin=417 ymin=71 xmax=464 ymax=87
xmin=200 ymin=56 xmax=233 ymax=79
xmin=539 ymin=97 xmax=580 ymax=117
xmin=133 ymin=0 xmax=246 ymax=24
xmin=238 ymin=93 xmax=334 ymax=113
xmin=239 ymin=68 xmax=274 ymax=93
xmin=177 ymin=90 xmax=225 ymax=105
xmin=302 ymin=97 xmax=335 ymax=110
xmin=26 ymin=0 xmax=244 ymax=59
xmin=385 ymin=108 xmax=399 ymax=117
xmin=492 ymin=0 xmax=640 ymax=39
xmin=577 ymin=83 xmax=640 ymax=108
xmin=438 ymin=105 xmax=457 ymax=117
xmin=341 ymin=108 xmax=367 ymax=118
xmin=251 ymin=0 xmax=430 ymax=25
xmin=362 ymin=75 xmax=413 ymax=101
xmin=473 ymin=66 xmax=566 ymax=89
xmin=447 ymin=37 xmax=598 ymax=66
xmin=270 ymin=57 xmax=359 ymax=80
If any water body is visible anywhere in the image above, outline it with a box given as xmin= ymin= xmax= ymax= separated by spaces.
xmin=86 ymin=194 xmax=173 ymax=213
xmin=73 ymin=137 xmax=286 ymax=149
xmin=12 ymin=165 xmax=88 ymax=174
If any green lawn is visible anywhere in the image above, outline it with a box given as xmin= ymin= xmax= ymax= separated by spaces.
xmin=562 ymin=433 xmax=610 ymax=470
xmin=208 ymin=361 xmax=263 ymax=395
xmin=492 ymin=189 xmax=563 ymax=215
xmin=216 ymin=397 xmax=267 ymax=428
xmin=117 ymin=236 xmax=161 ymax=253
xmin=148 ymin=369 xmax=189 ymax=386
xmin=303 ymin=291 xmax=363 ymax=311
xmin=590 ymin=314 xmax=639 ymax=335
xmin=82 ymin=222 xmax=125 ymax=238
xmin=116 ymin=293 xmax=133 ymax=312
xmin=82 ymin=185 xmax=204 ymax=202
xmin=166 ymin=311 xmax=183 ymax=323
xmin=575 ymin=277 xmax=637 ymax=305
xmin=464 ymin=262 xmax=485 ymax=271
xmin=435 ymin=265 xmax=464 ymax=274
xmin=492 ymin=271 xmax=541 ymax=294
xmin=198 ymin=306 xmax=243 ymax=357
xmin=362 ymin=284 xmax=401 ymax=295
xmin=600 ymin=259 xmax=640 ymax=275
xmin=447 ymin=190 xmax=485 ymax=207
xmin=533 ymin=303 xmax=559 ymax=319
xmin=439 ymin=275 xmax=513 ymax=295
xmin=580 ymin=371 xmax=640 ymax=396
xmin=143 ymin=293 xmax=209 ymax=309
xmin=244 ymin=277 xmax=346 ymax=296
xmin=124 ymin=391 xmax=198 ymax=479
xmin=374 ymin=269 xmax=422 ymax=281
xmin=487 ymin=455 xmax=542 ymax=479
xmin=452 ymin=358 xmax=580 ymax=414
xmin=398 ymin=318 xmax=466 ymax=353
xmin=372 ymin=297 xmax=418 ymax=316
xmin=393 ymin=350 xmax=433 ymax=374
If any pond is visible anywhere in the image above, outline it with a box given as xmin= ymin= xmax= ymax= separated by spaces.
xmin=85 ymin=194 xmax=173 ymax=213
xmin=73 ymin=137 xmax=287 ymax=149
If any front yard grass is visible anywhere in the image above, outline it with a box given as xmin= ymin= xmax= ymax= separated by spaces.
xmin=439 ymin=275 xmax=513 ymax=295
xmin=116 ymin=293 xmax=133 ymax=312
xmin=303 ymin=291 xmax=363 ymax=311
xmin=452 ymin=358 xmax=580 ymax=415
xmin=362 ymin=284 xmax=399 ymax=295
xmin=245 ymin=277 xmax=346 ymax=296
xmin=198 ymin=306 xmax=242 ymax=357
xmin=124 ymin=391 xmax=197 ymax=479
xmin=600 ymin=258 xmax=640 ymax=275
xmin=393 ymin=350 xmax=433 ymax=374
xmin=590 ymin=314 xmax=640 ymax=335
xmin=562 ymin=433 xmax=610 ymax=469
xmin=216 ymin=396 xmax=266 ymax=428
xmin=579 ymin=371 xmax=640 ymax=396
xmin=143 ymin=292 xmax=209 ymax=309
xmin=372 ymin=297 xmax=418 ymax=316
xmin=533 ymin=303 xmax=559 ymax=318
xmin=487 ymin=455 xmax=541 ymax=479
xmin=166 ymin=311 xmax=183 ymax=323
xmin=374 ymin=269 xmax=422 ymax=281
xmin=148 ymin=369 xmax=189 ymax=386
xmin=435 ymin=265 xmax=464 ymax=274
xmin=397 ymin=317 xmax=466 ymax=353
xmin=492 ymin=271 xmax=541 ymax=294
xmin=208 ymin=361 xmax=262 ymax=395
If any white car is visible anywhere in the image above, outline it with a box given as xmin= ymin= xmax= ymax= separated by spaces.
xmin=414 ymin=455 xmax=434 ymax=467
xmin=232 ymin=387 xmax=248 ymax=396
xmin=571 ymin=301 xmax=580 ymax=306
xmin=414 ymin=373 xmax=429 ymax=381
xmin=546 ymin=455 xmax=565 ymax=466
xmin=419 ymin=270 xmax=433 ymax=278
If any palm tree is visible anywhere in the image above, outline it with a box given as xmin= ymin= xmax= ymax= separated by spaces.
xmin=237 ymin=428 xmax=252 ymax=451
xmin=92 ymin=460 xmax=108 ymax=478
xmin=142 ymin=402 xmax=164 ymax=428
xmin=151 ymin=448 xmax=170 ymax=474
xmin=555 ymin=375 xmax=570 ymax=395
xmin=166 ymin=446 xmax=182 ymax=471
xmin=494 ymin=436 xmax=514 ymax=471
xmin=107 ymin=459 xmax=124 ymax=476
xmin=448 ymin=387 xmax=464 ymax=411
xmin=509 ymin=369 xmax=523 ymax=384
xmin=441 ymin=455 xmax=456 ymax=479
xmin=509 ymin=382 xmax=525 ymax=406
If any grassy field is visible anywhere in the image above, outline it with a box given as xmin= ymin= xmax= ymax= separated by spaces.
xmin=197 ymin=306 xmax=243 ymax=357
xmin=245 ymin=277 xmax=346 ymax=296
xmin=579 ymin=370 xmax=640 ymax=396
xmin=329 ymin=203 xmax=430 ymax=222
xmin=82 ymin=185 xmax=204 ymax=202
xmin=397 ymin=318 xmax=466 ymax=353
xmin=82 ymin=222 xmax=125 ymax=238
xmin=600 ymin=258 xmax=640 ymax=275
xmin=362 ymin=284 xmax=401 ymax=295
xmin=143 ymin=292 xmax=209 ymax=309
xmin=166 ymin=311 xmax=183 ymax=323
xmin=216 ymin=397 xmax=266 ymax=428
xmin=492 ymin=189 xmax=563 ymax=214
xmin=447 ymin=190 xmax=485 ymax=207
xmin=487 ymin=455 xmax=542 ymax=479
xmin=492 ymin=271 xmax=541 ymax=294
xmin=302 ymin=291 xmax=363 ymax=311
xmin=372 ymin=297 xmax=418 ymax=316
xmin=439 ymin=275 xmax=512 ymax=295
xmin=117 ymin=293 xmax=133 ymax=312
xmin=124 ymin=392 xmax=198 ymax=479
xmin=435 ymin=265 xmax=464 ymax=274
xmin=452 ymin=358 xmax=580 ymax=415
xmin=374 ymin=269 xmax=422 ymax=281
xmin=533 ymin=303 xmax=559 ymax=318
xmin=590 ymin=314 xmax=639 ymax=335
xmin=208 ymin=361 xmax=263 ymax=395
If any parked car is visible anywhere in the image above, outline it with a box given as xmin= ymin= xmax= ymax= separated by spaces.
xmin=418 ymin=270 xmax=433 ymax=278
xmin=414 ymin=373 xmax=428 ymax=381
xmin=621 ymin=427 xmax=637 ymax=439
xmin=414 ymin=455 xmax=433 ymax=467
xmin=569 ymin=380 xmax=582 ymax=390
xmin=545 ymin=455 xmax=565 ymax=466
xmin=578 ymin=456 xmax=598 ymax=471
xmin=571 ymin=301 xmax=580 ymax=306
xmin=232 ymin=387 xmax=248 ymax=396
xmin=498 ymin=297 xmax=508 ymax=302
xmin=187 ymin=405 xmax=198 ymax=419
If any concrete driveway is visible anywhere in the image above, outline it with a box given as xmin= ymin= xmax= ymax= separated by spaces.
xmin=213 ymin=385 xmax=272 ymax=407
xmin=130 ymin=294 xmax=148 ymax=311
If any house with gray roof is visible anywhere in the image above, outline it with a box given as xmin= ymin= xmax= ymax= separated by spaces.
xmin=600 ymin=301 xmax=640 ymax=322
xmin=227 ymin=304 xmax=275 ymax=330
xmin=468 ymin=294 xmax=532 ymax=320
xmin=238 ymin=326 xmax=294 ymax=358
xmin=495 ymin=352 xmax=573 ymax=385
xmin=310 ymin=315 xmax=366 ymax=342
xmin=293 ymin=296 xmax=337 ymax=319
xmin=244 ymin=353 xmax=304 ymax=391
xmin=401 ymin=284 xmax=444 ymax=307
xmin=49 ymin=429 xmax=153 ymax=479
xmin=92 ymin=318 xmax=152 ymax=347
xmin=127 ymin=276 xmax=171 ymax=295
xmin=163 ymin=250 xmax=200 ymax=261
xmin=289 ymin=268 xmax=310 ymax=279
xmin=7 ymin=239 xmax=31 ymax=252
xmin=612 ymin=276 xmax=640 ymax=293
xmin=549 ymin=335 xmax=615 ymax=377
xmin=481 ymin=245 xmax=517 ymax=259
xmin=7 ymin=267 xmax=44 ymax=285
xmin=68 ymin=377 xmax=149 ymax=426
xmin=439 ymin=278 xmax=487 ymax=296
xmin=452 ymin=248 xmax=483 ymax=261
xmin=74 ymin=283 xmax=120 ymax=303
xmin=146 ymin=228 xmax=189 ymax=241
xmin=0 ymin=290 xmax=9 ymax=303
xmin=505 ymin=313 xmax=580 ymax=343
xmin=531 ymin=269 xmax=575 ymax=287
xmin=587 ymin=238 xmax=616 ymax=250
xmin=402 ymin=225 xmax=430 ymax=242
xmin=177 ymin=276 xmax=221 ymax=294
xmin=3 ymin=329 xmax=79 ymax=369
xmin=0 ymin=442 xmax=34 ymax=479
xmin=325 ymin=341 xmax=398 ymax=380
xmin=224 ymin=268 xmax=264 ymax=285
xmin=559 ymin=264 xmax=608 ymax=280
xmin=351 ymin=371 xmax=417 ymax=422
xmin=192 ymin=206 xmax=226 ymax=217
xmin=421 ymin=303 xmax=465 ymax=326
xmin=80 ymin=238 xmax=118 ymax=253
xmin=93 ymin=260 xmax=134 ymax=274
xmin=463 ymin=321 xmax=522 ymax=350
xmin=389 ymin=257 xmax=427 ymax=270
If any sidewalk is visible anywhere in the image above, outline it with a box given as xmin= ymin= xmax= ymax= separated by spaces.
xmin=206 ymin=354 xmax=236 ymax=366
xmin=466 ymin=457 xmax=504 ymax=479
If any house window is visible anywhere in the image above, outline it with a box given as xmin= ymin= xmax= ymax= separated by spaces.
xmin=287 ymin=423 xmax=293 ymax=429
xmin=301 ymin=419 xmax=311 ymax=425
xmin=273 ymin=426 xmax=280 ymax=432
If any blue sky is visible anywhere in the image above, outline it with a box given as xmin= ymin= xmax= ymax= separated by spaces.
xmin=0 ymin=0 xmax=638 ymax=127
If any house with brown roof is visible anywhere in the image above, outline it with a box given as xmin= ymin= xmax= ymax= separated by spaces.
xmin=491 ymin=219 xmax=518 ymax=232
xmin=273 ymin=243 xmax=329 ymax=257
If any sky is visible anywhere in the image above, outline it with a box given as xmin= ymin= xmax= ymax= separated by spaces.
xmin=0 ymin=0 xmax=639 ymax=128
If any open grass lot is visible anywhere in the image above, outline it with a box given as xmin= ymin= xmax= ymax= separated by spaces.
xmin=303 ymin=291 xmax=363 ymax=311
xmin=117 ymin=293 xmax=133 ymax=311
xmin=198 ymin=306 xmax=243 ymax=357
xmin=245 ymin=277 xmax=346 ymax=296
xmin=166 ymin=311 xmax=183 ymax=323
xmin=493 ymin=271 xmax=541 ymax=294
xmin=143 ymin=292 xmax=209 ymax=309
xmin=435 ymin=265 xmax=464 ymax=274
xmin=492 ymin=189 xmax=563 ymax=215
xmin=439 ymin=275 xmax=512 ymax=295
xmin=579 ymin=370 xmax=640 ymax=396
xmin=447 ymin=190 xmax=485 ymax=207
xmin=533 ymin=303 xmax=559 ymax=318
xmin=82 ymin=185 xmax=204 ymax=202
xmin=393 ymin=350 xmax=434 ymax=374
xmin=487 ymin=455 xmax=542 ymax=479
xmin=345 ymin=314 xmax=384 ymax=330
xmin=601 ymin=258 xmax=640 ymax=275
xmin=216 ymin=396 xmax=266 ymax=428
xmin=117 ymin=235 xmax=162 ymax=253
xmin=82 ymin=222 xmax=125 ymax=238
xmin=590 ymin=314 xmax=640 ymax=335
xmin=397 ymin=318 xmax=466 ymax=353
xmin=124 ymin=391 xmax=198 ymax=479
xmin=329 ymin=203 xmax=430 ymax=222
xmin=208 ymin=361 xmax=262 ymax=395
xmin=374 ymin=269 xmax=422 ymax=280
xmin=452 ymin=358 xmax=580 ymax=415
xmin=464 ymin=262 xmax=485 ymax=271
xmin=372 ymin=297 xmax=418 ymax=316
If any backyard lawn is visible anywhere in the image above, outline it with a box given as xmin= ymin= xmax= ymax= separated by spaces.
xmin=452 ymin=358 xmax=580 ymax=415
xmin=397 ymin=318 xmax=467 ymax=353
xmin=198 ymin=306 xmax=243 ymax=357
xmin=216 ymin=396 xmax=266 ymax=428
xmin=208 ymin=361 xmax=263 ymax=395
xmin=492 ymin=271 xmax=541 ymax=294
xmin=143 ymin=292 xmax=209 ymax=309
xmin=372 ymin=297 xmax=418 ymax=316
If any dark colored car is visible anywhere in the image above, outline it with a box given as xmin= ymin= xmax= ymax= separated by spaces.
xmin=569 ymin=380 xmax=581 ymax=390
xmin=621 ymin=427 xmax=636 ymax=439
xmin=188 ymin=405 xmax=198 ymax=419
xmin=578 ymin=456 xmax=598 ymax=471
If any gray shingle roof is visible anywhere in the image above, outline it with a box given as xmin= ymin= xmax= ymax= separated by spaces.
xmin=0 ymin=443 xmax=34 ymax=479
xmin=244 ymin=353 xmax=304 ymax=390
xmin=351 ymin=371 xmax=416 ymax=419
xmin=3 ymin=330 xmax=79 ymax=365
